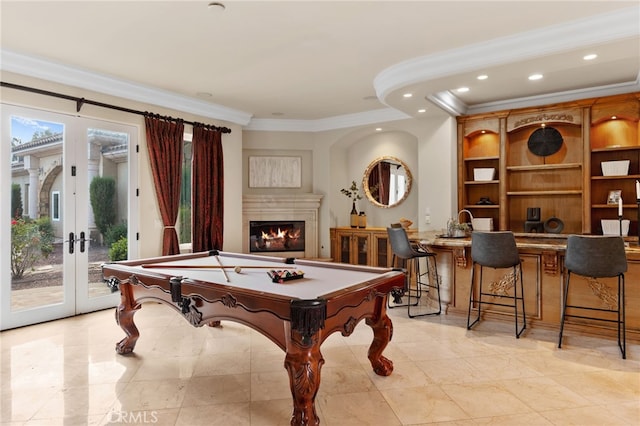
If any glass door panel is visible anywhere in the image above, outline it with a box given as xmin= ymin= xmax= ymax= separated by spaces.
xmin=1 ymin=105 xmax=137 ymax=329
xmin=374 ymin=235 xmax=389 ymax=267
xmin=78 ymin=120 xmax=135 ymax=312
xmin=2 ymin=106 xmax=75 ymax=327
xmin=339 ymin=234 xmax=351 ymax=263
xmin=356 ymin=235 xmax=369 ymax=265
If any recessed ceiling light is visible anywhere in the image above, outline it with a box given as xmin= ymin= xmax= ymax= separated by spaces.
xmin=583 ymin=54 xmax=597 ymax=61
xmin=375 ymin=127 xmax=382 ymax=131
xmin=456 ymin=87 xmax=470 ymax=93
xmin=418 ymin=108 xmax=426 ymax=113
xmin=529 ymin=74 xmax=543 ymax=81
xmin=477 ymin=75 xmax=488 ymax=80
xmin=403 ymin=93 xmax=413 ymax=98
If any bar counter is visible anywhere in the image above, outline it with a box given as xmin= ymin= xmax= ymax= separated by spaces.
xmin=415 ymin=232 xmax=640 ymax=340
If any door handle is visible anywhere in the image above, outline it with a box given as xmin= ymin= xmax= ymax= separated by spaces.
xmin=65 ymin=232 xmax=91 ymax=254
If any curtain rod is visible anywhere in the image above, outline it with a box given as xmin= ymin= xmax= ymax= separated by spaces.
xmin=0 ymin=81 xmax=232 ymax=134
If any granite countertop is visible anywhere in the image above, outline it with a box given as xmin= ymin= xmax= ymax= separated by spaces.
xmin=415 ymin=231 xmax=640 ymax=254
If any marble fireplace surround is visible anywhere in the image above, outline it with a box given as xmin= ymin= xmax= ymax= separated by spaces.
xmin=242 ymin=194 xmax=323 ymax=258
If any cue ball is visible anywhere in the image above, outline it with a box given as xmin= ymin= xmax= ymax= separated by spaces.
xmin=234 ymin=266 xmax=242 ymax=273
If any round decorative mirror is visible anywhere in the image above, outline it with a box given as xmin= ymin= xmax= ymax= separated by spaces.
xmin=362 ymin=156 xmax=412 ymax=208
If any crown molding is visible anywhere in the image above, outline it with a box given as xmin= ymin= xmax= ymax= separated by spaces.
xmin=0 ymin=49 xmax=253 ymax=126
xmin=244 ymin=108 xmax=411 ymax=132
xmin=0 ymin=49 xmax=412 ymax=131
xmin=374 ymin=6 xmax=640 ymax=102
xmin=428 ymin=91 xmax=468 ymax=116
xmin=465 ymin=78 xmax=640 ymax=116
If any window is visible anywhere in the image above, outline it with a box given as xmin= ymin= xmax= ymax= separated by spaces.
xmin=178 ymin=134 xmax=192 ymax=245
xmin=51 ymin=191 xmax=60 ymax=221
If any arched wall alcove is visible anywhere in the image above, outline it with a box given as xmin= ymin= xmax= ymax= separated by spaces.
xmin=328 ymin=128 xmax=419 ymax=229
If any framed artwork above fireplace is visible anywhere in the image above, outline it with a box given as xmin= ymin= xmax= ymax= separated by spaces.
xmin=248 ymin=156 xmax=301 ymax=188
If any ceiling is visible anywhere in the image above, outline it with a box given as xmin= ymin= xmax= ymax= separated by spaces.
xmin=1 ymin=1 xmax=639 ymax=131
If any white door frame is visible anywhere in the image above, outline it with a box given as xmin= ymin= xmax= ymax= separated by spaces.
xmin=1 ymin=104 xmax=138 ymax=330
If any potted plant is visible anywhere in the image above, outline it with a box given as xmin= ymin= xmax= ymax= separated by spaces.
xmin=447 ymin=218 xmax=471 ymax=237
xmin=341 ymin=181 xmax=362 ymax=228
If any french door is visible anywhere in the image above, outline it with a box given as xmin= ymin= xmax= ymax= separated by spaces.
xmin=1 ymin=104 xmax=138 ymax=330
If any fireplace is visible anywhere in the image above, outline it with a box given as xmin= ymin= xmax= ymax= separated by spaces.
xmin=243 ymin=194 xmax=323 ymax=258
xmin=249 ymin=220 xmax=305 ymax=253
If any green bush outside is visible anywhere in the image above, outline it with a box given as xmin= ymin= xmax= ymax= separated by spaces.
xmin=35 ymin=217 xmax=55 ymax=257
xmin=90 ymin=176 xmax=116 ymax=241
xmin=10 ymin=216 xmax=56 ymax=279
xmin=11 ymin=183 xmax=23 ymax=218
xmin=109 ymin=237 xmax=128 ymax=261
xmin=10 ymin=217 xmax=42 ymax=279
xmin=105 ymin=222 xmax=127 ymax=247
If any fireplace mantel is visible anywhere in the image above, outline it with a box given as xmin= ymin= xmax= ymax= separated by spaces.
xmin=242 ymin=194 xmax=323 ymax=258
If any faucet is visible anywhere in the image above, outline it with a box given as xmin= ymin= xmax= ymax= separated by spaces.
xmin=458 ymin=209 xmax=474 ymax=230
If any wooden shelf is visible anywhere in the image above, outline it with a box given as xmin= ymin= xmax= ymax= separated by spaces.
xmin=592 ymin=204 xmax=638 ymax=209
xmin=464 ymin=180 xmax=499 ymax=185
xmin=464 ymin=204 xmax=499 ymax=209
xmin=507 ymin=163 xmax=582 ymax=172
xmin=592 ymin=174 xmax=640 ymax=180
xmin=464 ymin=155 xmax=499 ymax=162
xmin=507 ymin=190 xmax=583 ymax=196
xmin=592 ymin=146 xmax=640 ymax=153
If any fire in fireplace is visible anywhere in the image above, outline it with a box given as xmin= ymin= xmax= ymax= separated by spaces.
xmin=249 ymin=220 xmax=305 ymax=253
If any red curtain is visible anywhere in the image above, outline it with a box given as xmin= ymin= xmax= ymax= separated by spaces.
xmin=191 ymin=124 xmax=224 ymax=252
xmin=144 ymin=115 xmax=184 ymax=255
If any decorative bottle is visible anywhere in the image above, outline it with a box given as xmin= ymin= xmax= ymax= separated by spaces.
xmin=350 ymin=201 xmax=359 ymax=228
xmin=358 ymin=211 xmax=367 ymax=228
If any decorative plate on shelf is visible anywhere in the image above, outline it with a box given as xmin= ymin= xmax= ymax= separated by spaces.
xmin=527 ymin=127 xmax=563 ymax=157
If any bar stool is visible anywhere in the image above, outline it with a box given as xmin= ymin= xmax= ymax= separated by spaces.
xmin=467 ymin=231 xmax=526 ymax=338
xmin=386 ymin=226 xmax=441 ymax=317
xmin=558 ymin=235 xmax=627 ymax=359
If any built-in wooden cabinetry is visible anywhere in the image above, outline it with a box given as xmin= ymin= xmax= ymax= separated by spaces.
xmin=330 ymin=227 xmax=409 ymax=267
xmin=458 ymin=92 xmax=640 ymax=235
xmin=460 ymin=115 xmax=502 ymax=229
xmin=590 ymin=96 xmax=640 ymax=235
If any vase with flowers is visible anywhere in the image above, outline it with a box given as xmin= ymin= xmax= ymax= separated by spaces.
xmin=341 ymin=180 xmax=362 ymax=228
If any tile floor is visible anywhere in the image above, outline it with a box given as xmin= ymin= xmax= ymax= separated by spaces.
xmin=1 ymin=302 xmax=638 ymax=425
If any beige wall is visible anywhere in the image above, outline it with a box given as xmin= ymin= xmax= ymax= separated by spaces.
xmin=2 ymin=71 xmax=458 ymax=260
xmin=246 ymin=118 xmax=458 ymax=258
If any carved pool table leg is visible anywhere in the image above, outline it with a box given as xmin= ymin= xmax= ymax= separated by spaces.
xmin=114 ymin=281 xmax=141 ymax=354
xmin=365 ymin=297 xmax=394 ymax=376
xmin=284 ymin=327 xmax=324 ymax=426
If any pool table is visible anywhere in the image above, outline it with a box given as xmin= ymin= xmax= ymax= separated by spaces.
xmin=102 ymin=250 xmax=405 ymax=426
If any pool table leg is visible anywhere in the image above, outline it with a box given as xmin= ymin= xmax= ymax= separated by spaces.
xmin=284 ymin=327 xmax=324 ymax=426
xmin=365 ymin=297 xmax=394 ymax=376
xmin=115 ymin=281 xmax=141 ymax=354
